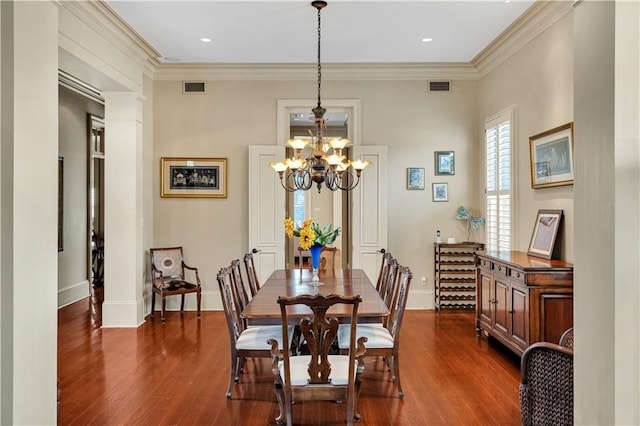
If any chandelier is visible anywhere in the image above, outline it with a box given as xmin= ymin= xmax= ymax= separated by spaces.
xmin=270 ymin=0 xmax=370 ymax=193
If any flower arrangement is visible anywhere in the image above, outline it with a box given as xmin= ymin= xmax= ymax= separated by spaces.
xmin=284 ymin=218 xmax=340 ymax=250
xmin=455 ymin=206 xmax=485 ymax=242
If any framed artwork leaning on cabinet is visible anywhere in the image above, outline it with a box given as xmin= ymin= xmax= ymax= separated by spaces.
xmin=527 ymin=209 xmax=563 ymax=259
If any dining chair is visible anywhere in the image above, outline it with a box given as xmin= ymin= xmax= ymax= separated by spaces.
xmin=375 ymin=252 xmax=393 ymax=294
xmin=319 ymin=246 xmax=337 ymax=271
xmin=268 ymin=293 xmax=368 ymax=426
xmin=379 ymin=258 xmax=400 ymax=314
xmin=243 ymin=252 xmax=260 ymax=297
xmin=338 ymin=266 xmax=412 ymax=398
xmin=216 ymin=266 xmax=294 ymax=399
xmin=149 ymin=246 xmax=202 ymax=323
xmin=519 ymin=342 xmax=573 ymax=425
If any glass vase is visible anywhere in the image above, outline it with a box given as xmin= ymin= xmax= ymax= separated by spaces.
xmin=309 ymin=244 xmax=324 ymax=284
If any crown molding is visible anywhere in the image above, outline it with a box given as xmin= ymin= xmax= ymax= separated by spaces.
xmin=153 ymin=62 xmax=479 ymax=82
xmin=59 ymin=1 xmax=161 ymax=78
xmin=472 ymin=0 xmax=574 ymax=77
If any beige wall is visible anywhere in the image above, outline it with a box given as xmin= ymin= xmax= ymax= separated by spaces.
xmin=478 ymin=12 xmax=575 ymax=261
xmin=153 ymin=78 xmax=480 ymax=309
xmin=58 ymin=86 xmax=104 ymax=306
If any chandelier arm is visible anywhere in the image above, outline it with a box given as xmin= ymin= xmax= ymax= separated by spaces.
xmin=333 ymin=170 xmax=361 ymax=191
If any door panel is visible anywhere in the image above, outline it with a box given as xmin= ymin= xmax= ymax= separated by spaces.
xmin=510 ymin=284 xmax=528 ymax=349
xmin=493 ymin=278 xmax=509 ymax=335
xmin=351 ymin=145 xmax=388 ymax=281
xmin=248 ymin=145 xmax=286 ymax=283
xmin=478 ymin=272 xmax=492 ymax=324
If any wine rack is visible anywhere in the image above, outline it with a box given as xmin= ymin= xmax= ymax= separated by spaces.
xmin=434 ymin=242 xmax=484 ymax=311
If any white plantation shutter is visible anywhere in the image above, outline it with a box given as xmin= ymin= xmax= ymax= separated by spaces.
xmin=485 ymin=109 xmax=514 ymax=251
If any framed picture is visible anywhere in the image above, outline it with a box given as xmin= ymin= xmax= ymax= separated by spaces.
xmin=406 ymin=167 xmax=425 ymax=190
xmin=529 ymin=122 xmax=574 ymax=188
xmin=432 ymin=182 xmax=449 ymax=202
xmin=527 ymin=209 xmax=563 ymax=259
xmin=161 ymin=157 xmax=227 ymax=198
xmin=435 ymin=151 xmax=455 ymax=175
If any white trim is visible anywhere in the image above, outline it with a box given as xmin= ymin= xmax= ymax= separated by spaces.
xmin=57 ymin=280 xmax=91 ymax=308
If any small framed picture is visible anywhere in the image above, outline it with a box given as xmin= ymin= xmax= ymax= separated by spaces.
xmin=406 ymin=167 xmax=425 ymax=190
xmin=529 ymin=122 xmax=574 ymax=188
xmin=527 ymin=209 xmax=563 ymax=259
xmin=432 ymin=182 xmax=449 ymax=202
xmin=435 ymin=151 xmax=455 ymax=175
xmin=161 ymin=157 xmax=228 ymax=198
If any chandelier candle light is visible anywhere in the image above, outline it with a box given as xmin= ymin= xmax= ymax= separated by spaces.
xmin=270 ymin=1 xmax=370 ymax=193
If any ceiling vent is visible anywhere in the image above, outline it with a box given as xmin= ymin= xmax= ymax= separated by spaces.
xmin=183 ymin=81 xmax=205 ymax=94
xmin=429 ymin=81 xmax=451 ymax=92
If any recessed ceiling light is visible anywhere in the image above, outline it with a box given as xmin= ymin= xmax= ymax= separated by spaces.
xmin=200 ymin=37 xmax=212 ymax=43
xmin=421 ymin=38 xmax=433 ymax=43
xmin=160 ymin=56 xmax=181 ymax=62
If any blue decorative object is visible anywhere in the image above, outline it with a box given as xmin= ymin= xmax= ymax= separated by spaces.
xmin=309 ymin=244 xmax=324 ymax=283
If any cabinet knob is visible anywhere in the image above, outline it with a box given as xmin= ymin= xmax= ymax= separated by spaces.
xmin=508 ymin=310 xmax=514 ymax=314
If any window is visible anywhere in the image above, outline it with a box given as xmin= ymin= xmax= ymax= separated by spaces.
xmin=485 ymin=108 xmax=514 ymax=251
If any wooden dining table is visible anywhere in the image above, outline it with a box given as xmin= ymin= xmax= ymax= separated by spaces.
xmin=241 ymin=268 xmax=389 ymax=324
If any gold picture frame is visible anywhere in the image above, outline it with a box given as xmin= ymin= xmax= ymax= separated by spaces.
xmin=529 ymin=122 xmax=574 ymax=189
xmin=527 ymin=209 xmax=563 ymax=259
xmin=161 ymin=157 xmax=227 ymax=198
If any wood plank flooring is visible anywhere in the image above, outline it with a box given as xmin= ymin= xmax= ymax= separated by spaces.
xmin=58 ymin=291 xmax=521 ymax=425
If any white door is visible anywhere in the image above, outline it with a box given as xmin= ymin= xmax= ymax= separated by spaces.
xmin=351 ymin=145 xmax=388 ymax=281
xmin=248 ymin=145 xmax=286 ymax=283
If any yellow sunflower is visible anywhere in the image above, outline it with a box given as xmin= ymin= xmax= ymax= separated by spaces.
xmin=298 ymin=226 xmax=317 ymax=250
xmin=284 ymin=218 xmax=295 ymax=238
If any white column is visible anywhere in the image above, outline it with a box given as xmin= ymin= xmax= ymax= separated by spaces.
xmin=102 ymin=92 xmax=145 ymax=327
xmin=0 ymin=1 xmax=59 ymax=424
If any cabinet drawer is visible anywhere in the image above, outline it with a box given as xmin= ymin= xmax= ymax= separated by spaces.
xmin=509 ymin=268 xmax=525 ymax=282
xmin=478 ymin=258 xmax=493 ymax=270
xmin=494 ymin=262 xmax=508 ymax=276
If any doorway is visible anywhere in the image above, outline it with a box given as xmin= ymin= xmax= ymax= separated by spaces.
xmin=284 ymin=111 xmax=351 ymax=269
xmin=89 ymin=115 xmax=105 ymax=289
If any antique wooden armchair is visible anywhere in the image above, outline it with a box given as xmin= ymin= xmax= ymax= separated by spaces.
xmin=149 ymin=246 xmax=201 ymax=323
xmin=268 ymin=294 xmax=367 ymax=426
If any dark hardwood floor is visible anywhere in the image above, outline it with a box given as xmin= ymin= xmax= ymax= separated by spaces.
xmin=58 ymin=289 xmax=521 ymax=425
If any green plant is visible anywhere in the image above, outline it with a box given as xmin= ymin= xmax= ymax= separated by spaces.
xmin=456 ymin=206 xmax=485 ymax=242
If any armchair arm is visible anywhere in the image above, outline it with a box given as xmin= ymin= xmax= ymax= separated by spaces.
xmin=267 ymin=338 xmax=284 ymax=375
xmin=182 ymin=262 xmax=201 ymax=286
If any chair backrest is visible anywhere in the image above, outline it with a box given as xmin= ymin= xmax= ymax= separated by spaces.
xmin=520 ymin=342 xmax=573 ymax=426
xmin=376 ymin=252 xmax=393 ymax=292
xmin=216 ymin=267 xmax=243 ymax=343
xmin=149 ymin=247 xmax=185 ymax=288
xmin=277 ymin=293 xmax=363 ymax=385
xmin=230 ymin=259 xmax=250 ymax=314
xmin=379 ymin=258 xmax=399 ymax=308
xmin=559 ymin=327 xmax=574 ymax=349
xmin=387 ymin=266 xmax=412 ymax=339
xmin=319 ymin=246 xmax=337 ymax=271
xmin=243 ymin=252 xmax=260 ymax=297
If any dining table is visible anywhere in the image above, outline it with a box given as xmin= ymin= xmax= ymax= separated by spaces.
xmin=241 ymin=268 xmax=389 ymax=325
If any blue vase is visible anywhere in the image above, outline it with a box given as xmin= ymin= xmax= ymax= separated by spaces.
xmin=309 ymin=244 xmax=324 ymax=282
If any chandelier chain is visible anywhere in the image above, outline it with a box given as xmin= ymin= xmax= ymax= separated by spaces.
xmin=317 ymin=5 xmax=322 ymax=107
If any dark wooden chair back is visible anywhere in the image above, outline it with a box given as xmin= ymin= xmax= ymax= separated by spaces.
xmin=243 ymin=252 xmax=260 ymax=297
xmin=388 ymin=266 xmax=412 ymax=340
xmin=269 ymin=293 xmax=367 ymax=425
xmin=375 ymin=252 xmax=393 ymax=292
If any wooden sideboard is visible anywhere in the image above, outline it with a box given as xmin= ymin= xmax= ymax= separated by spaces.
xmin=476 ymin=250 xmax=573 ymax=356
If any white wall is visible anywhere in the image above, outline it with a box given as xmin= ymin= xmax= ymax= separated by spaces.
xmin=478 ymin=12 xmax=574 ymax=260
xmin=152 ymin=78 xmax=480 ymax=310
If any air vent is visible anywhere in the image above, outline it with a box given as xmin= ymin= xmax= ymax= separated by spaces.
xmin=429 ymin=81 xmax=451 ymax=92
xmin=183 ymin=81 xmax=205 ymax=93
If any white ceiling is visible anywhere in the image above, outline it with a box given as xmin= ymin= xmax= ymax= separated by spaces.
xmin=106 ymin=0 xmax=535 ymax=64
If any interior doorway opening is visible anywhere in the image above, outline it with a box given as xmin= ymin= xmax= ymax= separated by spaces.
xmin=89 ymin=116 xmax=105 ymax=289
xmin=284 ymin=111 xmax=351 ymax=269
